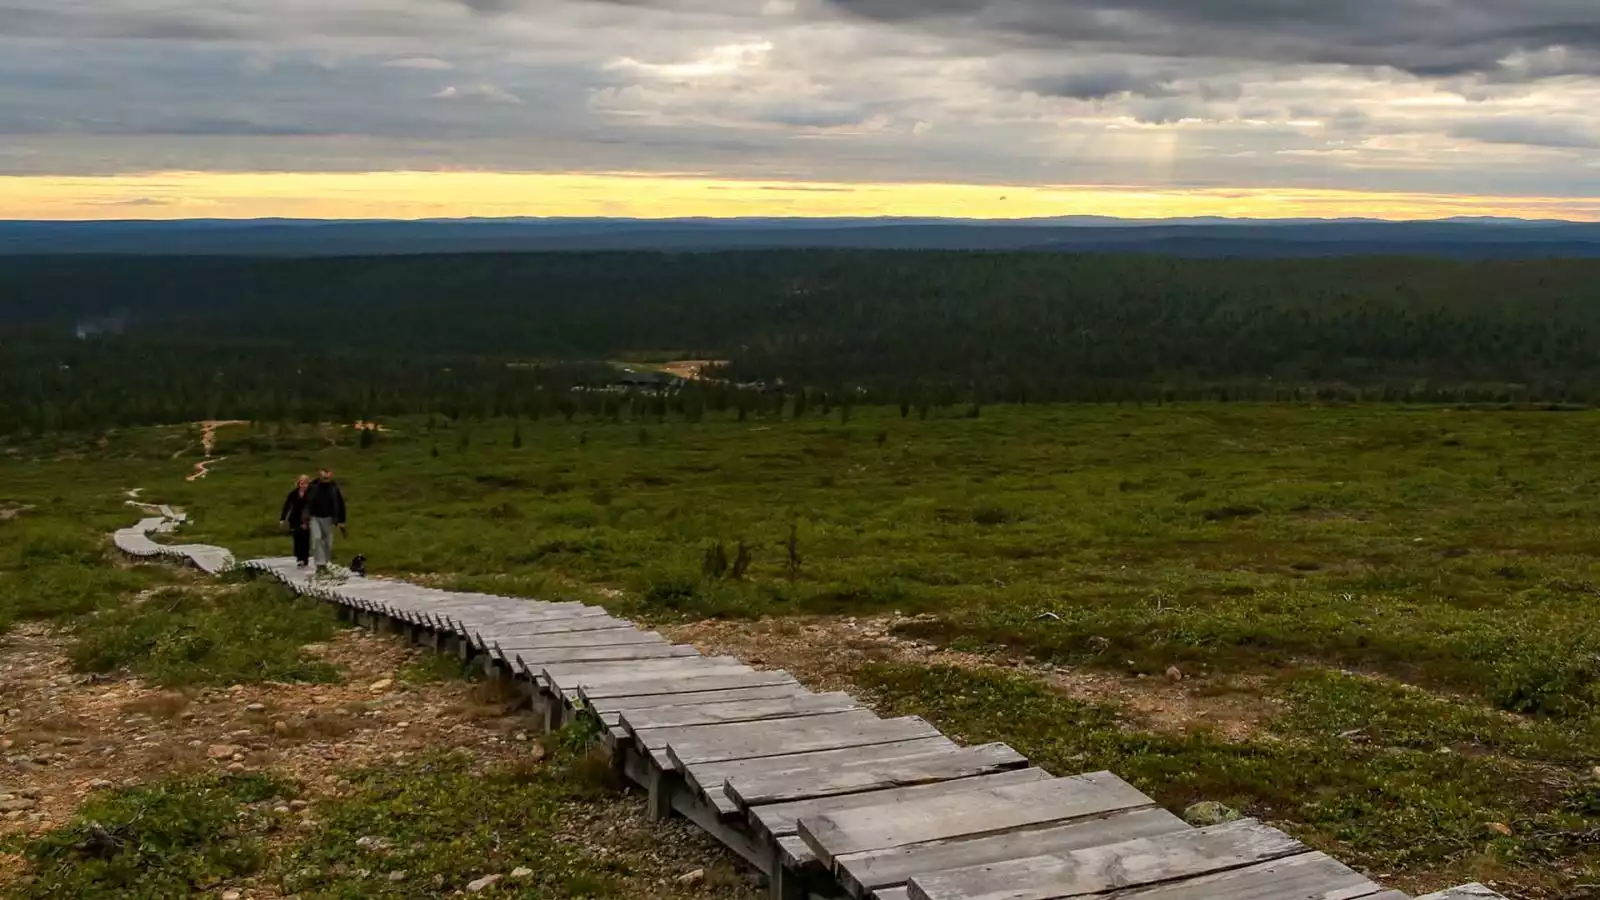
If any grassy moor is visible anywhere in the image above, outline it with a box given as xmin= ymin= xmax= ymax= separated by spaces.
xmin=2 ymin=405 xmax=1596 ymax=897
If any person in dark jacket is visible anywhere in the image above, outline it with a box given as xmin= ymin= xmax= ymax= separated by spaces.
xmin=302 ymin=468 xmax=347 ymax=572
xmin=278 ymin=474 xmax=313 ymax=567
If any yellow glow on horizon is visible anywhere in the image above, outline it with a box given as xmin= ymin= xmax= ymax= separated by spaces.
xmin=2 ymin=170 xmax=1598 ymax=221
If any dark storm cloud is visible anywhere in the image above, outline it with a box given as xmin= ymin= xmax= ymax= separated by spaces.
xmin=1025 ymin=68 xmax=1174 ymax=100
xmin=819 ymin=0 xmax=1600 ymax=79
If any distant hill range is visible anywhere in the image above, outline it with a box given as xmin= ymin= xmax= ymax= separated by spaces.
xmin=5 ymin=215 xmax=1600 ymax=258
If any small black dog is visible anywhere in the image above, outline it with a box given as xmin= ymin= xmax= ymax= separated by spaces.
xmin=349 ymin=554 xmax=367 ymax=576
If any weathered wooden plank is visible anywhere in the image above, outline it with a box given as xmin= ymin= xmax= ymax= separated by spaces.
xmin=550 ymin=659 xmax=780 ymax=695
xmin=620 ymin=692 xmax=860 ymax=732
xmin=902 ymin=819 xmax=1303 ymax=900
xmin=750 ymin=767 xmax=1050 ymax=843
xmin=482 ymin=629 xmax=664 ymax=651
xmin=914 ymin=851 xmax=1385 ymax=900
xmin=835 ymin=807 xmax=1189 ymax=898
xmin=420 ymin=595 xmax=586 ymax=611
xmin=1416 ymin=886 xmax=1510 ymax=900
xmin=449 ymin=607 xmax=606 ymax=627
xmin=799 ymin=772 xmax=1155 ymax=867
xmin=641 ymin=707 xmax=914 ymax=771
xmin=512 ymin=643 xmax=699 ymax=668
xmin=445 ymin=611 xmax=594 ymax=631
xmin=732 ymin=743 xmax=1031 ymax=810
xmin=538 ymin=657 xmax=749 ymax=691
xmin=777 ymin=834 xmax=818 ymax=869
xmin=702 ymin=739 xmax=966 ymax=822
xmin=482 ymin=617 xmax=638 ymax=638
xmin=663 ymin=711 xmax=942 ymax=771
xmin=580 ymin=683 xmax=808 ymax=713
xmin=683 ymin=737 xmax=960 ymax=802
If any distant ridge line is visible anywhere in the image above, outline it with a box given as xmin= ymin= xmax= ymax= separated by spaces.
xmin=4 ymin=216 xmax=1600 ymax=258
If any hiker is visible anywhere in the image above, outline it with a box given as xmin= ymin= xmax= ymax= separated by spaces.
xmin=302 ymin=468 xmax=347 ymax=571
xmin=278 ymin=474 xmax=313 ymax=567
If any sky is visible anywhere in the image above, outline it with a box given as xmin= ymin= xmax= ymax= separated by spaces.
xmin=5 ymin=0 xmax=1600 ymax=220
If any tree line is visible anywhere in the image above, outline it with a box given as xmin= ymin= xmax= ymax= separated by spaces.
xmin=4 ymin=250 xmax=1600 ymax=434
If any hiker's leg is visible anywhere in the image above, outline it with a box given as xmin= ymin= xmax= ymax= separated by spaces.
xmin=310 ymin=517 xmax=333 ymax=566
xmin=293 ymin=525 xmax=310 ymax=565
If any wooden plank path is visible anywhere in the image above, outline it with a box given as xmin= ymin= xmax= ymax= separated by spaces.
xmin=115 ymin=512 xmax=1505 ymax=900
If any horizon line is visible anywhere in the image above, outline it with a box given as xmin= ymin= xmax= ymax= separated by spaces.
xmin=4 ymin=171 xmax=1599 ymax=222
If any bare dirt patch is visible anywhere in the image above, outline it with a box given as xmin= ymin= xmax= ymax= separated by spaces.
xmin=659 ymin=360 xmax=727 ymax=381
xmin=664 ymin=615 xmax=1275 ymax=742
xmin=0 ymin=624 xmax=514 ymax=841
xmin=0 ymin=621 xmax=757 ymax=898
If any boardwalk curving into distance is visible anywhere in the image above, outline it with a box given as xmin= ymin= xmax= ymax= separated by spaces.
xmin=117 ymin=510 xmax=1507 ymax=900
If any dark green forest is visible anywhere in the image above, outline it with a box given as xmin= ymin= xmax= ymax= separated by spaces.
xmin=4 ymin=250 xmax=1600 ymax=433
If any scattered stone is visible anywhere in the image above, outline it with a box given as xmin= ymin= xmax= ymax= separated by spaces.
xmin=466 ymin=874 xmax=503 ymax=893
xmin=18 ymin=788 xmax=40 ymax=799
xmin=369 ymin=679 xmax=394 ymax=693
xmin=514 ymin=732 xmax=529 ymax=743
xmin=221 ymin=891 xmax=242 ymax=900
xmin=1183 ymin=801 xmax=1242 ymax=827
xmin=56 ymin=736 xmax=85 ymax=746
xmin=1487 ymin=822 xmax=1513 ymax=837
xmin=388 ymin=871 xmax=408 ymax=882
xmin=1165 ymin=665 xmax=1183 ymax=682
xmin=0 ymin=798 xmax=37 ymax=813
xmin=206 ymin=744 xmax=242 ymax=760
xmin=273 ymin=805 xmax=291 ymax=815
xmin=290 ymin=799 xmax=310 ymax=811
xmin=227 ymin=762 xmax=247 ymax=773
xmin=527 ymin=743 xmax=548 ymax=763
xmin=245 ymin=702 xmax=267 ymax=713
xmin=179 ymin=710 xmax=196 ymax=720
xmin=88 ymin=779 xmax=113 ymax=790
xmin=273 ymin=721 xmax=290 ymax=735
xmin=356 ymin=835 xmax=391 ymax=851
xmin=676 ymin=868 xmax=706 ymax=887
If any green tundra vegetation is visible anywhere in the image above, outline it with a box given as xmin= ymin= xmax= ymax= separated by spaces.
xmin=2 ymin=404 xmax=1597 ymax=896
xmin=3 ymin=250 xmax=1598 ymax=896
xmin=6 ymin=251 xmax=1600 ymax=434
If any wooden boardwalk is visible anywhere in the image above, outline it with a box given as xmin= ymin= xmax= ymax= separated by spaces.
xmin=120 ymin=512 xmax=1505 ymax=900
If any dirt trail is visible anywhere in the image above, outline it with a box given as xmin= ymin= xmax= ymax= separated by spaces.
xmin=185 ymin=420 xmax=247 ymax=481
xmin=186 ymin=457 xmax=227 ymax=482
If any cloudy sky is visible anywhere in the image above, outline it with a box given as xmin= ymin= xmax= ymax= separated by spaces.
xmin=5 ymin=0 xmax=1600 ymax=218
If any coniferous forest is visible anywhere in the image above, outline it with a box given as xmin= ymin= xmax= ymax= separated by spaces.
xmin=5 ymin=250 xmax=1600 ymax=433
